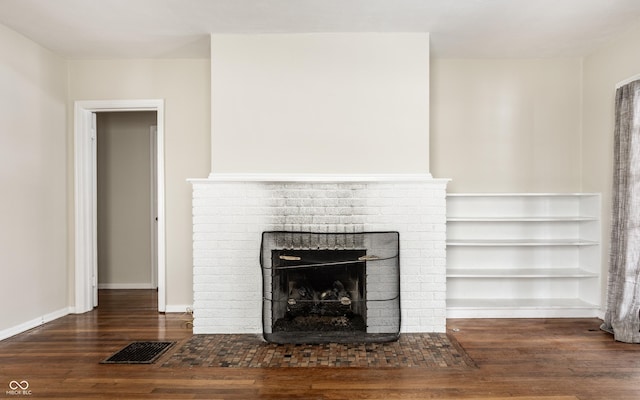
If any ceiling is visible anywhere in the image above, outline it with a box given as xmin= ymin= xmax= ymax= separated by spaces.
xmin=1 ymin=0 xmax=640 ymax=59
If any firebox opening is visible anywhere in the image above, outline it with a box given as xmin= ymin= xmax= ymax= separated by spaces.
xmin=260 ymin=231 xmax=400 ymax=344
xmin=271 ymin=249 xmax=367 ymax=334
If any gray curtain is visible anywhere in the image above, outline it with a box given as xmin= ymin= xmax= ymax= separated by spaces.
xmin=601 ymin=80 xmax=640 ymax=343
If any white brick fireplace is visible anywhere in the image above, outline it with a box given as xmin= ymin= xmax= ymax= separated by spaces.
xmin=190 ymin=174 xmax=449 ymax=335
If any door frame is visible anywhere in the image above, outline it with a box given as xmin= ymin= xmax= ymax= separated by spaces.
xmin=150 ymin=125 xmax=159 ymax=289
xmin=74 ymin=99 xmax=166 ymax=313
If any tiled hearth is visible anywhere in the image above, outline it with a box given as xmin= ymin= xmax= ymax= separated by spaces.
xmin=190 ymin=174 xmax=449 ymax=335
xmin=163 ymin=333 xmax=475 ymax=368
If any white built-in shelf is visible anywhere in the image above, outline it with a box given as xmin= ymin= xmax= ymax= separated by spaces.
xmin=447 ymin=216 xmax=597 ymax=222
xmin=447 ymin=268 xmax=598 ymax=279
xmin=446 ymin=298 xmax=599 ymax=318
xmin=447 ymin=192 xmax=597 ymax=197
xmin=447 ymin=298 xmax=597 ymax=309
xmin=445 ymin=193 xmax=601 ymax=319
xmin=447 ymin=239 xmax=599 ymax=246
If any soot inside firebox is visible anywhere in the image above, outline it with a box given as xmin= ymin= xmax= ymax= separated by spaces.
xmin=271 ymin=249 xmax=367 ymax=333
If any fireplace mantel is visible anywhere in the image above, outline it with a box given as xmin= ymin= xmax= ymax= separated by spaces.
xmin=189 ymin=173 xmax=443 ymax=183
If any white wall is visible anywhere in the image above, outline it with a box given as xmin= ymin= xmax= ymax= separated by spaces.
xmin=0 ymin=23 xmax=68 ymax=336
xmin=582 ymin=22 xmax=640 ymax=309
xmin=67 ymin=59 xmax=210 ymax=310
xmin=210 ymin=33 xmax=430 ymax=174
xmin=431 ymin=58 xmax=583 ymax=193
xmin=97 ymin=111 xmax=156 ymax=288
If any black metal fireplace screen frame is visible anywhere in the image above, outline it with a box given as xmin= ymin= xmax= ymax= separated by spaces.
xmin=260 ymin=231 xmax=400 ymax=344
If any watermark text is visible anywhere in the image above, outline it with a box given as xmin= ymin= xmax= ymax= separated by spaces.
xmin=6 ymin=380 xmax=32 ymax=396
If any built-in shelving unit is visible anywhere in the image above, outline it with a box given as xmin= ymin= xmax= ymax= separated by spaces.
xmin=446 ymin=193 xmax=601 ymax=318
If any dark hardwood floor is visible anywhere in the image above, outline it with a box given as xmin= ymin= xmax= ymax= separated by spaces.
xmin=1 ymin=290 xmax=639 ymax=399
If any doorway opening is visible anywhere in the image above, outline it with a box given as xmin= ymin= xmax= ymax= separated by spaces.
xmin=96 ymin=111 xmax=158 ymax=292
xmin=74 ymin=100 xmax=165 ymax=313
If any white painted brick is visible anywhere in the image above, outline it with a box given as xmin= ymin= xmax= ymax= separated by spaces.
xmin=191 ymin=179 xmax=448 ymax=334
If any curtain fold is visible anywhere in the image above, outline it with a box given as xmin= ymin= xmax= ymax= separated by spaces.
xmin=601 ymin=80 xmax=640 ymax=343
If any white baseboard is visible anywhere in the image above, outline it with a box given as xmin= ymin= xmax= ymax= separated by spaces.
xmin=98 ymin=283 xmax=156 ymax=290
xmin=165 ymin=304 xmax=193 ymax=313
xmin=0 ymin=307 xmax=71 ymax=341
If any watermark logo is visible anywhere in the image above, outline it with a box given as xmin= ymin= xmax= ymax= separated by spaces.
xmin=6 ymin=380 xmax=31 ymax=396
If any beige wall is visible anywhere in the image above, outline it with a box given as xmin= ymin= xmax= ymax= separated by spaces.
xmin=0 ymin=24 xmax=68 ymax=333
xmin=431 ymin=57 xmax=583 ymax=192
xmin=68 ymin=59 xmax=211 ymax=309
xmin=210 ymin=33 xmax=430 ymax=174
xmin=582 ymin=22 xmax=640 ymax=308
xmin=97 ymin=111 xmax=156 ymax=288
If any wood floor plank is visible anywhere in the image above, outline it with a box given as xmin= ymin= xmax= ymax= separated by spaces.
xmin=62 ymin=377 xmax=257 ymax=387
xmin=1 ymin=290 xmax=640 ymax=399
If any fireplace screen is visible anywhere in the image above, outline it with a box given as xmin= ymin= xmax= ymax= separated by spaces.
xmin=260 ymin=231 xmax=400 ymax=344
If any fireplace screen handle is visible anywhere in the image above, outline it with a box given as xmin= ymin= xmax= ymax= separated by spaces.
xmin=279 ymin=255 xmax=301 ymax=261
